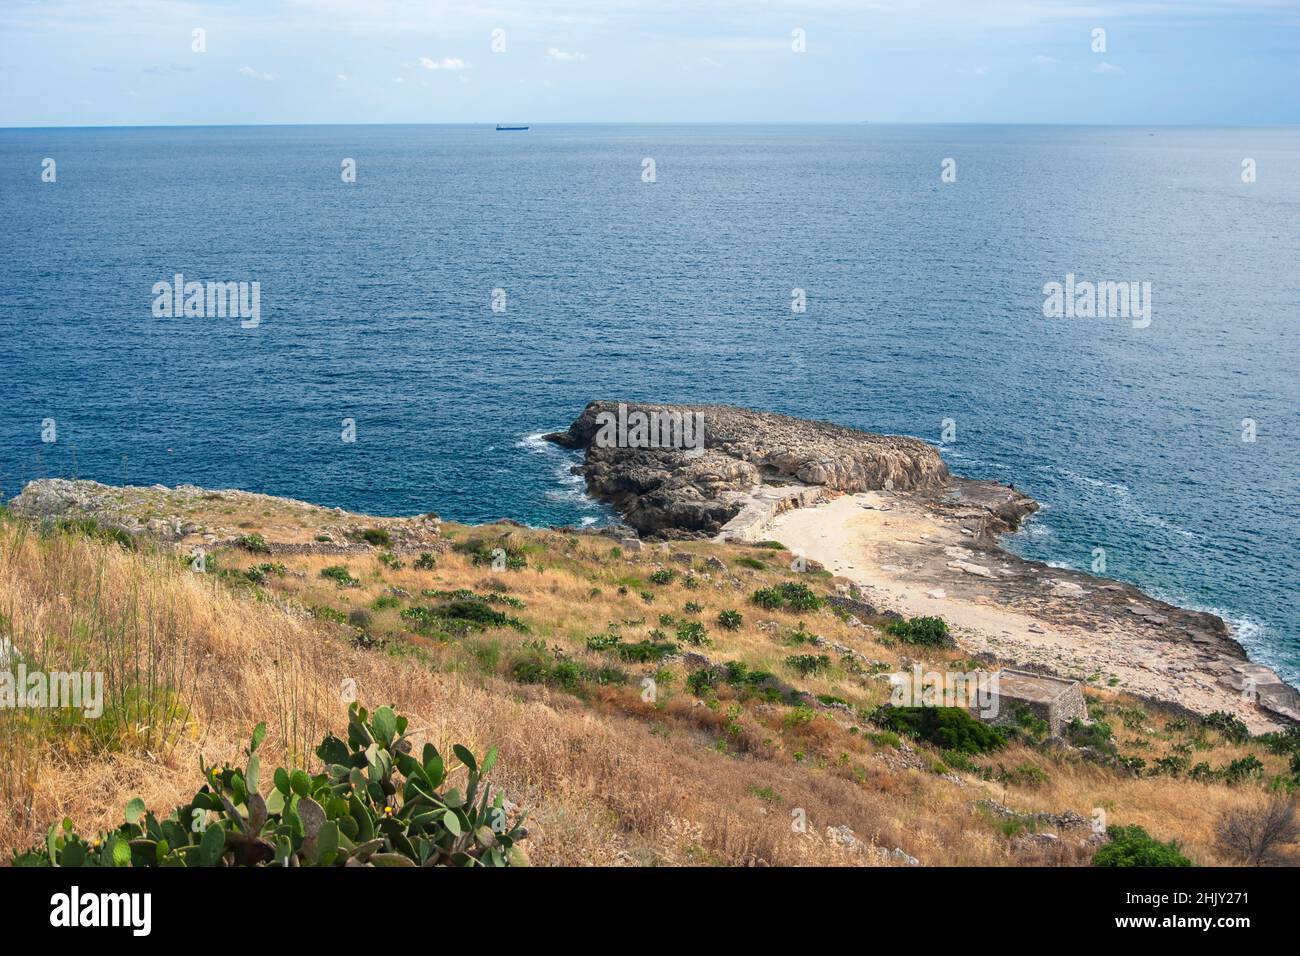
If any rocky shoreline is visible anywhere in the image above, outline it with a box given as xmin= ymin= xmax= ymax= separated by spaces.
xmin=547 ymin=400 xmax=1300 ymax=730
xmin=7 ymin=401 xmax=1297 ymax=730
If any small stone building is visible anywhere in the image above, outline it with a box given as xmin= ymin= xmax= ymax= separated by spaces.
xmin=980 ymin=668 xmax=1088 ymax=738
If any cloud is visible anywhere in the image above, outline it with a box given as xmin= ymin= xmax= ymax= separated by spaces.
xmin=1032 ymin=54 xmax=1059 ymax=64
xmin=419 ymin=57 xmax=467 ymax=70
xmin=1094 ymin=60 xmax=1124 ymax=74
xmin=547 ymin=47 xmax=586 ymax=62
xmin=238 ymin=66 xmax=278 ymax=81
xmin=337 ymin=73 xmax=348 ymax=81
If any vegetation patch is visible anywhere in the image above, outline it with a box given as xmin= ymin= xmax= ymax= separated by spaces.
xmin=320 ymin=565 xmax=361 ymax=588
xmin=885 ymin=616 xmax=950 ymax=646
xmin=234 ymin=532 xmax=271 ymax=554
xmin=1093 ymin=825 xmax=1192 ymax=867
xmin=876 ymin=706 xmax=1008 ymax=755
xmin=751 ymin=582 xmax=823 ymax=612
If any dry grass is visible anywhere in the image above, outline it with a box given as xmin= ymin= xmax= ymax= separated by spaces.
xmin=0 ymin=509 xmax=1296 ymax=866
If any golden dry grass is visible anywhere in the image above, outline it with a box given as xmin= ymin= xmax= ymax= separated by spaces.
xmin=0 ymin=510 xmax=1295 ymax=866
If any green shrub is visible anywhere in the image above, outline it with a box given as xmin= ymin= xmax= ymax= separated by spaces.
xmin=648 ymin=569 xmax=676 ymax=585
xmin=235 ymin=533 xmax=271 ymax=554
xmin=1221 ymin=755 xmax=1265 ymax=784
xmin=615 ymin=641 xmax=678 ymax=663
xmin=510 ymin=657 xmax=549 ymax=684
xmin=784 ymin=654 xmax=831 ymax=677
xmin=585 ymin=632 xmax=621 ymax=652
xmin=784 ymin=624 xmax=816 ymax=646
xmin=1093 ymin=825 xmax=1192 ymax=867
xmin=717 ymin=610 xmax=743 ymax=631
xmin=585 ymin=632 xmax=677 ymax=663
xmin=310 ymin=605 xmax=348 ymax=624
xmin=359 ymin=528 xmax=392 ymax=548
xmin=997 ymin=762 xmax=1050 ymax=788
xmin=783 ymin=706 xmax=817 ymax=727
xmin=413 ymin=552 xmax=437 ymax=570
xmin=1203 ymin=711 xmax=1251 ymax=744
xmin=735 ymin=557 xmax=766 ymax=570
xmin=1013 ymin=706 xmax=1050 ymax=741
xmin=877 ymin=706 xmax=1008 ymax=755
xmin=1066 ymin=718 xmax=1116 ymax=755
xmin=320 ymin=565 xmax=361 ymax=588
xmin=371 ymin=594 xmax=401 ymax=611
xmin=868 ymin=730 xmax=901 ymax=748
xmin=885 ymin=616 xmax=950 ymax=646
xmin=687 ymin=669 xmax=717 ymax=697
xmin=402 ymin=599 xmax=527 ymax=635
xmin=751 ymin=582 xmax=822 ymax=612
xmin=377 ymin=552 xmax=405 ymax=570
xmin=13 ymin=704 xmax=527 ymax=867
xmin=1153 ymin=755 xmax=1190 ymax=777
xmin=455 ymin=539 xmax=526 ymax=570
xmin=676 ymin=620 xmax=710 ymax=646
xmin=244 ymin=562 xmax=286 ymax=585
xmin=684 ymin=601 xmax=703 ymax=614
xmin=1258 ymin=727 xmax=1300 ymax=757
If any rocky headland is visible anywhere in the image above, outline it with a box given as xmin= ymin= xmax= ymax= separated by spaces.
xmin=543 ymin=400 xmax=1032 ymax=541
xmin=547 ymin=400 xmax=1300 ymax=730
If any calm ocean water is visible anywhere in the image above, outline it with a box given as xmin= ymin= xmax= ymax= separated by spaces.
xmin=1 ymin=124 xmax=1297 ymax=685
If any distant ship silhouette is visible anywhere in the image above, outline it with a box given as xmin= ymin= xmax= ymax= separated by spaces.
xmin=496 ymin=124 xmax=529 ymax=131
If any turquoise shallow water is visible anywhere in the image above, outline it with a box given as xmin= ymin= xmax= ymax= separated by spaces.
xmin=0 ymin=123 xmax=1297 ymax=685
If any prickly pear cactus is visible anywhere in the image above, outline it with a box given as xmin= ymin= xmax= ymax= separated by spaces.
xmin=14 ymin=703 xmax=528 ymax=867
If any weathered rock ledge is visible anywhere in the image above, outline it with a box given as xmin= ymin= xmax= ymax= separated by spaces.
xmin=7 ymin=478 xmax=442 ymax=554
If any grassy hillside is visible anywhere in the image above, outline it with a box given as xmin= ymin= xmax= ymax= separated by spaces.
xmin=1 ymin=500 xmax=1296 ymax=866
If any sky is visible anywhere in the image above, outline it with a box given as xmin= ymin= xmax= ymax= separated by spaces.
xmin=1 ymin=0 xmax=1298 ymax=126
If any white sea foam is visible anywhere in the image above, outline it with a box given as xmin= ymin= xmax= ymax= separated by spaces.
xmin=517 ymin=429 xmax=607 ymax=517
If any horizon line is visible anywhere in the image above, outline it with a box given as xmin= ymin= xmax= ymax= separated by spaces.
xmin=5 ymin=120 xmax=1300 ymax=132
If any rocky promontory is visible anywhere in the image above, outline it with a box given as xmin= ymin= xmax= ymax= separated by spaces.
xmin=544 ymin=400 xmax=1031 ymax=540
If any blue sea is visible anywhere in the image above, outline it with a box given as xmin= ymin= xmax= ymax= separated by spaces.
xmin=1 ymin=124 xmax=1297 ymax=686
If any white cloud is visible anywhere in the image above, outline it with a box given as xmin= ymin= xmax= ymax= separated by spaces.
xmin=336 ymin=73 xmax=348 ymax=81
xmin=238 ymin=66 xmax=278 ymax=81
xmin=1094 ymin=60 xmax=1124 ymax=74
xmin=547 ymin=47 xmax=586 ymax=62
xmin=1032 ymin=54 xmax=1059 ymax=64
xmin=419 ymin=57 xmax=467 ymax=71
